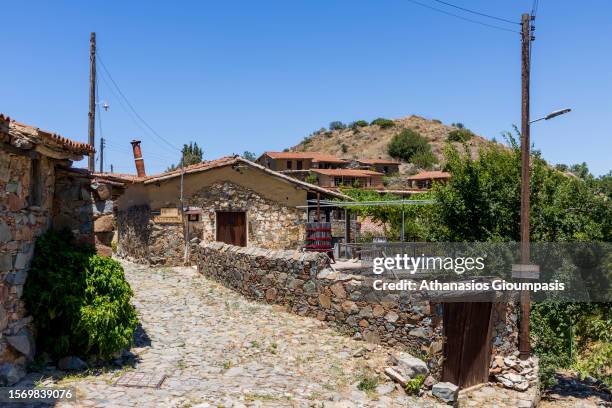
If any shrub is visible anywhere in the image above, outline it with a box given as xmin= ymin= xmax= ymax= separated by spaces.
xmin=329 ymin=121 xmax=346 ymax=130
xmin=447 ymin=128 xmax=473 ymax=143
xmin=370 ymin=118 xmax=395 ymax=129
xmin=24 ymin=230 xmax=138 ymax=359
xmin=387 ymin=129 xmax=436 ymax=169
xmin=405 ymin=375 xmax=425 ymax=395
xmin=351 ymin=120 xmax=369 ymax=128
xmin=451 ymin=122 xmax=465 ymax=129
xmin=341 ymin=143 xmax=348 ymax=153
xmin=305 ymin=174 xmax=318 ymax=184
xmin=356 ymin=374 xmax=378 ymax=394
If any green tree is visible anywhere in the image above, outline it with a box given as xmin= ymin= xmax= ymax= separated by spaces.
xmin=387 ymin=129 xmax=437 ymax=169
xmin=242 ymin=151 xmax=257 ymax=161
xmin=329 ymin=121 xmax=346 ymax=130
xmin=370 ymin=118 xmax=395 ymax=129
xmin=166 ymin=142 xmax=204 ymax=171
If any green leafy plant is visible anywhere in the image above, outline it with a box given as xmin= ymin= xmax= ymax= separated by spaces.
xmin=447 ymin=128 xmax=473 ymax=142
xmin=341 ymin=143 xmax=348 ymax=153
xmin=351 ymin=120 xmax=369 ymax=128
xmin=24 ymin=229 xmax=138 ymax=360
xmin=370 ymin=118 xmax=395 ymax=129
xmin=404 ymin=375 xmax=425 ymax=395
xmin=305 ymin=174 xmax=318 ymax=184
xmin=387 ymin=129 xmax=436 ymax=168
xmin=329 ymin=121 xmax=346 ymax=130
xmin=356 ymin=374 xmax=378 ymax=394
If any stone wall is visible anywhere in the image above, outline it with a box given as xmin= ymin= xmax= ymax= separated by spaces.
xmin=197 ymin=242 xmax=520 ymax=381
xmin=0 ymin=150 xmax=55 ymax=384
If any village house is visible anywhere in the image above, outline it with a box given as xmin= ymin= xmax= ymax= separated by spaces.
xmin=407 ymin=170 xmax=451 ymax=189
xmin=0 ymin=114 xmax=121 ymax=385
xmin=113 ymin=147 xmax=353 ymax=266
xmin=354 ymin=158 xmax=400 ymax=175
xmin=256 ymin=151 xmax=348 ymax=172
xmin=310 ymin=168 xmax=385 ymax=189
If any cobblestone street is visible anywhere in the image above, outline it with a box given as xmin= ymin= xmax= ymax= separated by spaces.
xmin=16 ymin=261 xmax=444 ymax=407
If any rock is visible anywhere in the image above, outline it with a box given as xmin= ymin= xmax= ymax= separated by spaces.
xmin=6 ymin=328 xmax=35 ymax=360
xmin=495 ymin=355 xmax=506 ymax=368
xmin=0 ymin=220 xmax=12 ymax=242
xmin=94 ymin=214 xmax=114 ymax=232
xmin=0 ymin=307 xmax=8 ymax=332
xmin=319 ymin=294 xmax=331 ymax=308
xmin=504 ymin=373 xmax=524 ymax=383
xmin=58 ymin=356 xmax=87 ymax=371
xmin=432 ymin=382 xmax=458 ymax=403
xmin=376 ymin=382 xmax=395 ymax=395
xmin=0 ymin=363 xmax=26 ymax=386
xmin=384 ymin=367 xmax=408 ymax=387
xmin=408 ymin=328 xmax=428 ymax=339
xmin=514 ymin=381 xmax=530 ymax=391
xmin=330 ymin=282 xmax=347 ymax=299
xmin=265 ymin=288 xmax=277 ymax=302
xmin=391 ymin=352 xmax=428 ymax=378
xmin=496 ymin=375 xmax=514 ymax=389
xmin=423 ymin=375 xmax=436 ymax=389
xmin=341 ymin=300 xmax=359 ymax=314
xmin=372 ymin=305 xmax=385 ymax=317
xmin=384 ymin=311 xmax=399 ymax=323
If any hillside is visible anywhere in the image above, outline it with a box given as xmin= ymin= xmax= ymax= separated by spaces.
xmin=289 ymin=115 xmax=497 ymax=174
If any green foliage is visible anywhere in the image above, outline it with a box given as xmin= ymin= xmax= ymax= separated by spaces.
xmin=329 ymin=121 xmax=346 ymax=130
xmin=305 ymin=174 xmax=318 ymax=184
xmin=356 ymin=374 xmax=378 ymax=393
xmin=387 ymin=129 xmax=436 ymax=169
xmin=23 ymin=230 xmax=138 ymax=359
xmin=404 ymin=375 xmax=425 ymax=395
xmin=370 ymin=118 xmax=395 ymax=129
xmin=341 ymin=143 xmax=348 ymax=153
xmin=166 ymin=142 xmax=204 ymax=171
xmin=451 ymin=122 xmax=465 ymax=129
xmin=111 ymin=241 xmax=117 ymax=253
xmin=242 ymin=151 xmax=257 ymax=161
xmin=447 ymin=128 xmax=473 ymax=142
xmin=351 ymin=120 xmax=369 ymax=128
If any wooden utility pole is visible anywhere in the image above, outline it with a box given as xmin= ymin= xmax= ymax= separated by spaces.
xmin=88 ymin=32 xmax=96 ymax=172
xmin=519 ymin=12 xmax=534 ymax=359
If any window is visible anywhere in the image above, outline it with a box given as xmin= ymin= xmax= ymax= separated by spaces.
xmin=296 ymin=160 xmax=303 ymax=170
xmin=334 ymin=177 xmax=342 ymax=187
xmin=187 ymin=213 xmax=200 ymax=222
xmin=286 ymin=160 xmax=292 ymax=169
xmin=29 ymin=158 xmax=41 ymax=206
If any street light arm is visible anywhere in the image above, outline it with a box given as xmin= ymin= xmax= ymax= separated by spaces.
xmin=530 ymin=108 xmax=572 ymax=124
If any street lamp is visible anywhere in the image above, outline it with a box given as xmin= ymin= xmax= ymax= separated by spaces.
xmin=516 ymin=106 xmax=572 ymax=359
xmin=530 ymin=108 xmax=572 ymax=124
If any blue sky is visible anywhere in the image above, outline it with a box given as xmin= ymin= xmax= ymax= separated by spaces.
xmin=2 ymin=1 xmax=610 ymax=176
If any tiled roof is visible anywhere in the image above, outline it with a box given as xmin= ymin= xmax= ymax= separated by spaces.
xmin=357 ymin=158 xmax=400 ymax=165
xmin=140 ymin=156 xmax=350 ymax=200
xmin=311 ymin=168 xmax=384 ymax=177
xmin=407 ymin=170 xmax=451 ymax=180
xmin=2 ymin=113 xmax=94 ymax=155
xmin=261 ymin=151 xmax=347 ymax=163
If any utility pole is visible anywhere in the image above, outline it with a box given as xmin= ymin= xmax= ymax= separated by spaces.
xmin=518 ymin=12 xmax=534 ymax=360
xmin=88 ymin=32 xmax=96 ymax=172
xmin=99 ymin=137 xmax=105 ymax=173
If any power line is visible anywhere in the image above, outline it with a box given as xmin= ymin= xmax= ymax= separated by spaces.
xmin=431 ymin=0 xmax=519 ymax=25
xmin=406 ymin=0 xmax=520 ymax=34
xmin=96 ymin=53 xmax=180 ymax=152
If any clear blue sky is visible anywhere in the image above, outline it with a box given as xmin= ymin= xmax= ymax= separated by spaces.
xmin=2 ymin=1 xmax=610 ymax=176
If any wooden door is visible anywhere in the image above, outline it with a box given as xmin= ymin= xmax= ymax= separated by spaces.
xmin=442 ymin=302 xmax=493 ymax=388
xmin=216 ymin=211 xmax=247 ymax=247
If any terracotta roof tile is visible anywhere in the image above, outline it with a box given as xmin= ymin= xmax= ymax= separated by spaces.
xmin=311 ymin=168 xmax=384 ymax=177
xmin=407 ymin=170 xmax=451 ymax=180
xmin=358 ymin=158 xmax=400 ymax=165
xmin=262 ymin=151 xmax=347 ymax=163
xmin=3 ymin=113 xmax=94 ymax=155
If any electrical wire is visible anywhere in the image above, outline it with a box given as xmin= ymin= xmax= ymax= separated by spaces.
xmin=431 ymin=0 xmax=519 ymax=25
xmin=96 ymin=53 xmax=180 ymax=152
xmin=406 ymin=0 xmax=520 ymax=34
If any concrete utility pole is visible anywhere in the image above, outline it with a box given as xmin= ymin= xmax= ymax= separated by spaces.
xmin=88 ymin=32 xmax=96 ymax=172
xmin=518 ymin=12 xmax=534 ymax=360
xmin=99 ymin=137 xmax=105 ymax=173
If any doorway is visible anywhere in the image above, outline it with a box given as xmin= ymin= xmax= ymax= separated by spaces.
xmin=442 ymin=302 xmax=493 ymax=388
xmin=216 ymin=211 xmax=247 ymax=247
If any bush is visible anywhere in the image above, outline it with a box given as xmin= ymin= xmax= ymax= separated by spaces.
xmin=24 ymin=230 xmax=138 ymax=359
xmin=405 ymin=375 xmax=425 ymax=395
xmin=351 ymin=120 xmax=369 ymax=128
xmin=451 ymin=122 xmax=465 ymax=129
xmin=370 ymin=118 xmax=395 ymax=129
xmin=305 ymin=174 xmax=318 ymax=184
xmin=447 ymin=128 xmax=473 ymax=143
xmin=329 ymin=121 xmax=346 ymax=130
xmin=387 ymin=129 xmax=436 ymax=168
xmin=341 ymin=143 xmax=348 ymax=153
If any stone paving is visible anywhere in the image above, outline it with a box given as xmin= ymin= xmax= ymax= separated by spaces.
xmin=15 ymin=261 xmax=447 ymax=408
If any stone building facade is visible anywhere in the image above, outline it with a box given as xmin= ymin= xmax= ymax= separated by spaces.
xmin=115 ymin=156 xmax=349 ymax=266
xmin=0 ymin=114 xmax=99 ymax=385
xmin=198 ymin=242 xmax=528 ymax=389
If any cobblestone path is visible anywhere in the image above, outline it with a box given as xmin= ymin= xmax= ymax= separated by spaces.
xmin=17 ymin=262 xmax=444 ymax=408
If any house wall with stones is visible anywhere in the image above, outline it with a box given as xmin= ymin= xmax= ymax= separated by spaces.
xmin=197 ymin=242 xmax=522 ymax=384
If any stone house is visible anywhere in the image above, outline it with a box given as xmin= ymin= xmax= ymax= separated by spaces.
xmin=407 ymin=170 xmax=451 ymax=190
xmin=256 ymin=151 xmax=348 ymax=172
xmin=0 ymin=114 xmax=116 ymax=385
xmin=115 ymin=155 xmax=351 ymax=266
xmin=354 ymin=158 xmax=400 ymax=175
xmin=310 ymin=168 xmax=385 ymax=189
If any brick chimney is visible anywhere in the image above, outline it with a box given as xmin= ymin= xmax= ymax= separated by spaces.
xmin=130 ymin=140 xmax=146 ymax=177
